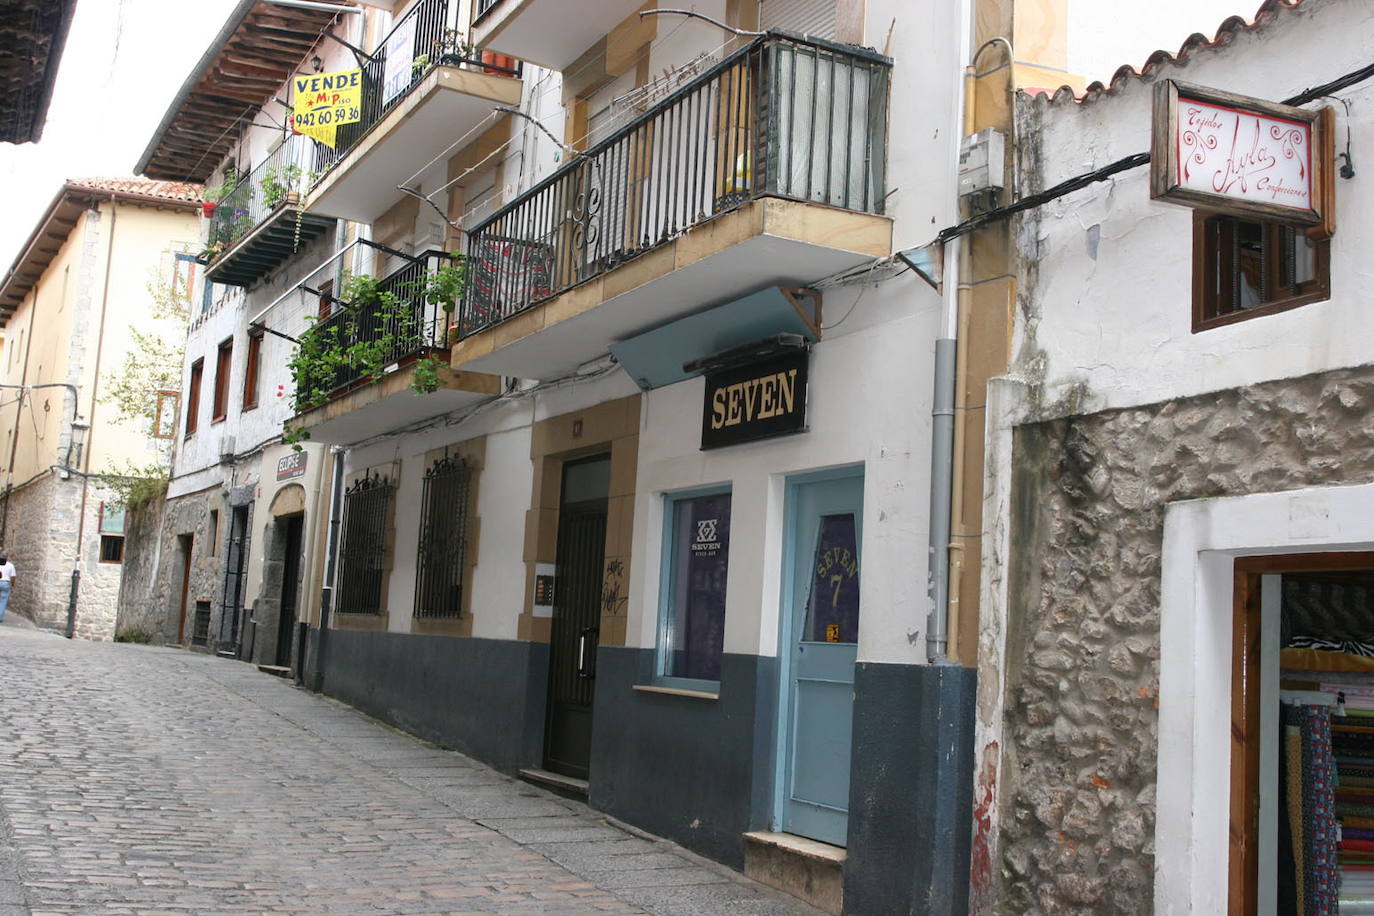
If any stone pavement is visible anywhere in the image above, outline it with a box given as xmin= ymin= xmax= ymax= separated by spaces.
xmin=0 ymin=625 xmax=818 ymax=916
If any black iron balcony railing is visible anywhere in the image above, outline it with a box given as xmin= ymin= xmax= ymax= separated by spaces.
xmin=205 ymin=136 xmax=313 ymax=257
xmin=310 ymin=0 xmax=519 ymax=184
xmin=456 ymin=31 xmax=890 ymax=340
xmin=296 ymin=249 xmax=456 ymax=406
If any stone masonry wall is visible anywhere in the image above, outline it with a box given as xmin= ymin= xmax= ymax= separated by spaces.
xmin=999 ymin=364 xmax=1374 ymax=914
xmin=115 ymin=488 xmax=221 ymax=645
xmin=4 ymin=473 xmax=82 ymax=632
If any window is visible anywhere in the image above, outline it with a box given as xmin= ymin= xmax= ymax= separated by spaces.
xmin=317 ymin=278 xmax=333 ymax=320
xmin=212 ymin=337 xmax=232 ymax=422
xmin=1194 ymin=213 xmax=1330 ymax=331
xmin=657 ymin=488 xmax=732 ymax=685
xmin=242 ymin=330 xmax=262 ymax=410
xmin=173 ymin=252 xmax=198 ymax=303
xmin=415 ymin=456 xmax=473 ymax=619
xmin=337 ymin=472 xmax=395 ymax=615
xmin=99 ymin=535 xmax=124 ymax=564
xmin=153 ymin=390 xmax=179 ymax=439
xmin=186 ymin=358 xmax=204 ymax=436
xmin=98 ymin=501 xmax=126 ymax=536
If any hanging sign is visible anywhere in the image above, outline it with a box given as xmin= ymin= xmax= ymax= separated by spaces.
xmin=291 ymin=69 xmax=363 ymax=149
xmin=700 ymin=351 xmax=808 ymax=450
xmin=1150 ymin=80 xmax=1329 ymax=226
xmin=381 ymin=15 xmax=417 ymax=106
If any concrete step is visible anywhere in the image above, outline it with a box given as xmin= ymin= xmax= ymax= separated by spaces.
xmin=742 ymin=830 xmax=845 ymax=915
xmin=256 ymin=664 xmax=292 ymax=678
xmin=518 ymin=767 xmax=589 ymax=800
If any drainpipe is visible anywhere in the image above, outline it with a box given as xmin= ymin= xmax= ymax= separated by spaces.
xmin=313 ymin=446 xmax=345 ymax=692
xmin=922 ymin=0 xmax=973 ymax=666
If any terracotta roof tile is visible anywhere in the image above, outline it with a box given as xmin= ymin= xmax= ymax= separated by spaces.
xmin=66 ymin=177 xmax=203 ymax=203
xmin=1030 ymin=0 xmax=1304 ymax=105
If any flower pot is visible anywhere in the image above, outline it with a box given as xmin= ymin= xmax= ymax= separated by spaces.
xmin=201 ymin=201 xmax=217 ymax=217
xmin=481 ymin=50 xmax=516 ymax=76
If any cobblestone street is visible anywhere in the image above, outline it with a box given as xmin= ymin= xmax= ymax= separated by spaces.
xmin=0 ymin=622 xmax=815 ymax=916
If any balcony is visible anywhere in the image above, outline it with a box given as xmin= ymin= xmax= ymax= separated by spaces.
xmin=289 ymin=249 xmax=500 ymax=444
xmin=450 ymin=32 xmax=893 ymax=381
xmin=202 ymin=137 xmax=335 ymax=288
xmin=305 ymin=0 xmax=523 ymax=225
xmin=471 ymin=0 xmax=646 ymax=72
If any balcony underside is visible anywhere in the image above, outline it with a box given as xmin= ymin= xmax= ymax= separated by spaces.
xmin=292 ymin=361 xmax=501 ymax=445
xmin=473 ymin=0 xmax=644 ymax=71
xmin=450 ymin=197 xmax=891 ymax=380
xmin=206 ymin=205 xmax=336 ymax=288
xmin=306 ymin=66 xmax=523 ymax=225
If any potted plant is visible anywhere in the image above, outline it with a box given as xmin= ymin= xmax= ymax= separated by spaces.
xmin=260 ymin=163 xmax=303 ymax=210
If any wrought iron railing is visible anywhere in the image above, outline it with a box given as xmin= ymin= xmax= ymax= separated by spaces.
xmin=456 ymin=31 xmax=890 ymax=339
xmin=298 ymin=249 xmax=456 ymax=403
xmin=205 ymin=136 xmax=313 ymax=256
xmin=309 ymin=0 xmax=519 ymax=182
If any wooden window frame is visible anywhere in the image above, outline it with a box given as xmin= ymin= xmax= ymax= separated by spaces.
xmin=185 ymin=358 xmax=204 ymax=437
xmin=242 ymin=330 xmax=262 ymax=410
xmin=212 ymin=337 xmax=233 ymax=423
xmin=153 ymin=390 xmax=180 ymax=440
xmin=1228 ymin=552 xmax=1374 ymax=912
xmin=98 ymin=534 xmax=125 ymax=564
xmin=1192 ymin=212 xmax=1331 ymax=333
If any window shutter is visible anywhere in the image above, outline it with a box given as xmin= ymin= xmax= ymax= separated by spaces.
xmin=759 ymin=0 xmax=836 ymax=39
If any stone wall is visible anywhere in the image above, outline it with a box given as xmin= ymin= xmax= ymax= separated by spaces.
xmin=115 ymin=487 xmax=222 ymax=645
xmin=999 ymin=364 xmax=1374 ymax=914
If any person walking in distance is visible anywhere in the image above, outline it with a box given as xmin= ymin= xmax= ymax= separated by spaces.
xmin=0 ymin=555 xmax=16 ymax=623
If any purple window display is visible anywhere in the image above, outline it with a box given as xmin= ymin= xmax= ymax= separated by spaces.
xmin=803 ymin=513 xmax=860 ymax=644
xmin=664 ymin=492 xmax=732 ymax=681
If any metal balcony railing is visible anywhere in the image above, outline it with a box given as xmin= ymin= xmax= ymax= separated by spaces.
xmin=456 ymin=31 xmax=890 ymax=340
xmin=296 ymin=249 xmax=458 ymax=405
xmin=309 ymin=0 xmax=519 ymax=183
xmin=205 ymin=136 xmax=313 ymax=256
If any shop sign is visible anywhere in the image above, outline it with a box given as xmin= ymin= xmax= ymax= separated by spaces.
xmin=1151 ymin=79 xmax=1329 ymax=226
xmin=276 ymin=450 xmax=308 ymax=482
xmin=291 ymin=68 xmax=362 ymax=149
xmin=701 ymin=351 xmax=808 ymax=450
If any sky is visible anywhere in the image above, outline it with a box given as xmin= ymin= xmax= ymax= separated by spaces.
xmin=0 ymin=0 xmax=1252 ymax=277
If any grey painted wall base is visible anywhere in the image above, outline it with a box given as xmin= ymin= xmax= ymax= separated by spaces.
xmin=590 ymin=647 xmax=777 ymax=869
xmin=309 ymin=628 xmax=549 ymax=774
xmin=845 ymin=661 xmax=977 ymax=915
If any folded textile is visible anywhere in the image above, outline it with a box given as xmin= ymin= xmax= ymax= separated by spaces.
xmin=1345 ymin=839 xmax=1374 ymax=852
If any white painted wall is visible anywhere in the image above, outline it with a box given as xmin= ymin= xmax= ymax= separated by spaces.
xmin=1016 ymin=1 xmax=1372 ymax=417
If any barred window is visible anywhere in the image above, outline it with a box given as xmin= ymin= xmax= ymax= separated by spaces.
xmin=337 ymin=472 xmax=394 ymax=615
xmin=414 ymin=456 xmax=473 ymax=619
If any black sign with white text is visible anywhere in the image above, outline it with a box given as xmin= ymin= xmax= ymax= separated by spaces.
xmin=701 ymin=351 xmax=808 ymax=450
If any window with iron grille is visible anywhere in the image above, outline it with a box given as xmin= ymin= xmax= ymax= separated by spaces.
xmin=414 ymin=455 xmax=472 ymax=619
xmin=337 ymin=472 xmax=394 ymax=615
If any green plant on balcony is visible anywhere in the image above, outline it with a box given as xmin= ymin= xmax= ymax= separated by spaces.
xmin=423 ymin=256 xmax=466 ymax=314
xmin=260 ymin=163 xmax=303 ymax=209
xmin=431 ymin=28 xmax=476 ymax=66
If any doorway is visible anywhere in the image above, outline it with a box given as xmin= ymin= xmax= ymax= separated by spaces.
xmin=777 ymin=469 xmax=864 ymax=847
xmin=276 ymin=513 xmax=305 ymax=670
xmin=217 ymin=505 xmax=251 ymax=657
xmin=543 ymin=455 xmax=610 ymax=779
xmin=176 ymin=534 xmax=193 ymax=644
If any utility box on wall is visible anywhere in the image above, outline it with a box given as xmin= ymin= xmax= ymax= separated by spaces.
xmin=958 ymin=128 xmax=1006 ymax=197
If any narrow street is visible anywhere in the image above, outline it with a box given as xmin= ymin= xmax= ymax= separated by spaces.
xmin=0 ymin=621 xmax=814 ymax=916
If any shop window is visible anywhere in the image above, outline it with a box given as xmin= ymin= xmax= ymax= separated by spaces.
xmin=212 ymin=337 xmax=232 ymax=422
xmin=337 ymin=472 xmax=395 ymax=615
xmin=99 ymin=535 xmax=124 ymax=564
xmin=242 ymin=330 xmax=262 ymax=410
xmin=186 ymin=358 xmax=203 ymax=436
xmin=656 ymin=488 xmax=732 ymax=685
xmin=1194 ymin=213 xmax=1330 ymax=332
xmin=414 ymin=456 xmax=472 ymax=619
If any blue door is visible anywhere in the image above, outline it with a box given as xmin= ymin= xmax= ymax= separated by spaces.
xmin=780 ymin=471 xmax=863 ymax=846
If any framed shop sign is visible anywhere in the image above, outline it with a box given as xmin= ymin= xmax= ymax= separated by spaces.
xmin=701 ymin=351 xmax=808 ymax=450
xmin=1151 ymin=80 xmax=1331 ymax=228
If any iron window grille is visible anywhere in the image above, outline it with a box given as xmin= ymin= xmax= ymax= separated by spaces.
xmin=414 ymin=455 xmax=473 ymax=619
xmin=337 ymin=472 xmax=394 ymax=615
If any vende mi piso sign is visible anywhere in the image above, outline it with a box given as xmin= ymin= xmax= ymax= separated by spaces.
xmin=1151 ymin=80 xmax=1331 ymax=227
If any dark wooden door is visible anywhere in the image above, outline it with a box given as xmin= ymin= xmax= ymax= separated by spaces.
xmin=176 ymin=534 xmax=193 ymax=644
xmin=544 ymin=457 xmax=610 ymax=779
xmin=276 ymin=514 xmax=304 ymax=669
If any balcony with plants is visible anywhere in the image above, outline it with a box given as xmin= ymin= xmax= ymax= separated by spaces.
xmin=470 ymin=0 xmax=644 ymax=72
xmin=200 ymin=136 xmax=337 ymax=288
xmin=285 ymin=245 xmax=499 ymax=445
xmin=448 ymin=31 xmax=894 ymax=381
xmin=303 ymin=0 xmax=524 ymax=225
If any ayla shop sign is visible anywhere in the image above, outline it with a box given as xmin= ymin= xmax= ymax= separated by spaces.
xmin=701 ymin=351 xmax=808 ymax=449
